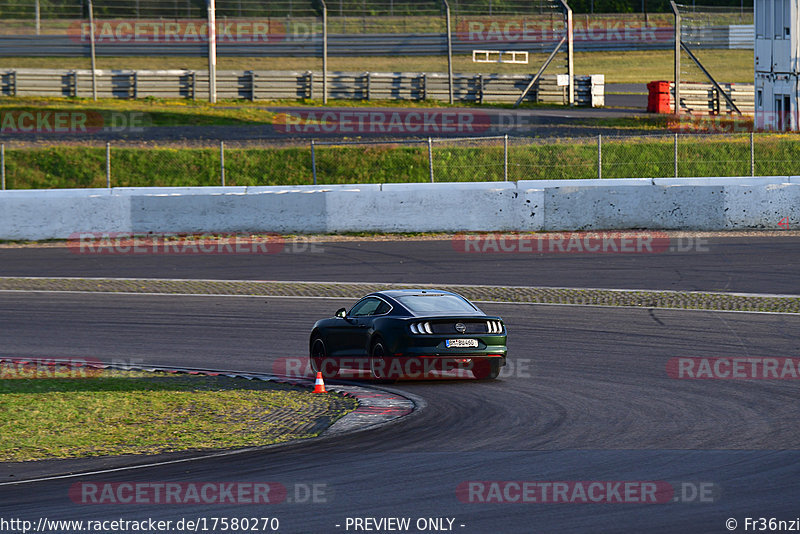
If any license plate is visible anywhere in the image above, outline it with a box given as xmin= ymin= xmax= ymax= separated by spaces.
xmin=446 ymin=339 xmax=478 ymax=348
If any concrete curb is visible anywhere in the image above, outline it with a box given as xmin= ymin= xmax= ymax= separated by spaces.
xmin=1 ymin=277 xmax=798 ymax=313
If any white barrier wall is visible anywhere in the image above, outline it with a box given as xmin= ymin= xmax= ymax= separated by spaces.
xmin=0 ymin=178 xmax=798 ymax=240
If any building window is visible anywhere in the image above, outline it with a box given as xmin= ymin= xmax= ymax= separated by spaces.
xmin=784 ymin=0 xmax=791 ymax=37
xmin=758 ymin=90 xmax=763 ymax=108
xmin=775 ymin=0 xmax=783 ymax=38
xmin=756 ymin=0 xmax=766 ymax=38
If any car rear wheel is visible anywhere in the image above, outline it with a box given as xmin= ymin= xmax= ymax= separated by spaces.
xmin=310 ymin=335 xmax=338 ymax=378
xmin=471 ymin=359 xmax=501 ymax=380
xmin=370 ymin=338 xmax=396 ymax=382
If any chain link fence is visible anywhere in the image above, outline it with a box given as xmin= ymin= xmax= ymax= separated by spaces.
xmin=311 ymin=133 xmax=800 ymax=183
xmin=1 ymin=133 xmax=799 ymax=190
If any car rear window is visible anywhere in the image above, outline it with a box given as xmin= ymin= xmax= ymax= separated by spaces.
xmin=395 ymin=294 xmax=477 ymax=314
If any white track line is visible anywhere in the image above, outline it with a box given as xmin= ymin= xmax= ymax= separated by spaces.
xmin=0 ymin=289 xmax=797 ymax=315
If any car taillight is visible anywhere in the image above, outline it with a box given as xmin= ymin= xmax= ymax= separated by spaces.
xmin=410 ymin=321 xmax=434 ymax=334
xmin=486 ymin=320 xmax=503 ymax=333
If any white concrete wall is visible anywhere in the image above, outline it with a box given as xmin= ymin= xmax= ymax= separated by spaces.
xmin=0 ymin=177 xmax=798 ymax=239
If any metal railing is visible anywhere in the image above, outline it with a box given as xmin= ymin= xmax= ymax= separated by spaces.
xmin=0 ymin=68 xmax=604 ymax=105
xmin=2 ymin=132 xmax=795 ymax=191
xmin=310 ymin=133 xmax=774 ymax=184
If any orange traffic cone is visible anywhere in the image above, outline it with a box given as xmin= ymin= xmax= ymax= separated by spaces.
xmin=313 ymin=371 xmax=327 ymax=393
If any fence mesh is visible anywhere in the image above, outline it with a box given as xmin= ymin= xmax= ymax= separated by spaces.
xmin=509 ymin=136 xmax=595 ymax=180
xmin=2 ymin=133 xmax=800 ymax=190
xmin=313 ymin=140 xmax=429 ymax=184
xmin=431 ymin=137 xmax=504 ymax=181
xmin=0 ymin=0 xmax=579 ymax=79
xmin=676 ymin=3 xmax=753 ymax=102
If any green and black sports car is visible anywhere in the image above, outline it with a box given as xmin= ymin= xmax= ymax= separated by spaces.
xmin=309 ymin=289 xmax=507 ymax=380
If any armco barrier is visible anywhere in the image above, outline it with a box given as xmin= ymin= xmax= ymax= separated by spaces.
xmin=0 ymin=68 xmax=604 ymax=106
xmin=0 ymin=178 xmax=798 ymax=240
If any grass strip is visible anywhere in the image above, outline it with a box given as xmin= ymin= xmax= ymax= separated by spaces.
xmin=0 ymin=370 xmax=356 ymax=462
xmin=3 ymin=134 xmax=800 ymax=188
xmin=0 ymin=277 xmax=797 ymax=314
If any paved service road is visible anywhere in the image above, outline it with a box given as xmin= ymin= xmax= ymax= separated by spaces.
xmin=0 ymin=105 xmax=651 ymax=144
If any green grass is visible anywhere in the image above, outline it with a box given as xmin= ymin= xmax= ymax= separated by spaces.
xmin=0 ymin=98 xmax=278 ymax=126
xmin=0 ymin=49 xmax=756 ymax=84
xmin=4 ymin=134 xmax=800 ymax=188
xmin=0 ymin=371 xmax=356 ymax=462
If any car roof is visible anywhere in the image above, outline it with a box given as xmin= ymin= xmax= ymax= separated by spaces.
xmin=375 ymin=289 xmax=460 ymax=298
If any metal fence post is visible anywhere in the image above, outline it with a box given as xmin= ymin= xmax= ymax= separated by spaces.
xmin=220 ymin=141 xmax=225 ymax=186
xmin=105 ymin=142 xmax=111 ymax=188
xmin=311 ymin=140 xmax=317 ymax=185
xmin=207 ymin=0 xmax=217 ymax=103
xmin=674 ymin=133 xmax=678 ymax=178
xmin=597 ymin=134 xmax=602 ymax=179
xmin=88 ymin=0 xmax=98 ymax=101
xmin=321 ymin=0 xmax=328 ymax=104
xmin=503 ymin=134 xmax=508 ymax=181
xmin=428 ymin=137 xmax=434 ymax=182
xmin=671 ymin=1 xmax=681 ymax=114
xmin=443 ymin=0 xmax=454 ymax=104
xmin=750 ymin=131 xmax=755 ymax=176
xmin=1 ymin=143 xmax=5 ymax=190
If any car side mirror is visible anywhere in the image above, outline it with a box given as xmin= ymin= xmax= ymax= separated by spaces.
xmin=335 ymin=308 xmax=347 ymax=318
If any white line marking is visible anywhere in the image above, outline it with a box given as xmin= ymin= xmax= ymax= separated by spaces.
xmin=0 ymin=290 xmax=796 ymax=315
xmin=0 ymin=446 xmax=266 ymax=486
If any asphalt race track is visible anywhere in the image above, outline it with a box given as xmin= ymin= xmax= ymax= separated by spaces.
xmin=1 ymin=236 xmax=800 ymax=294
xmin=0 ymin=238 xmax=799 ymax=533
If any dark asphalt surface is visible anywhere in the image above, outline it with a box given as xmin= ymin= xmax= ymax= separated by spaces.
xmin=0 ymin=105 xmax=650 ymax=146
xmin=0 ymin=292 xmax=799 ymax=532
xmin=2 ymin=236 xmax=800 ymax=294
xmin=605 ymin=83 xmax=648 ymax=109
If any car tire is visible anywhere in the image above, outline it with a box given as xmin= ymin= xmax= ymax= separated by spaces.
xmin=310 ymin=335 xmax=338 ymax=378
xmin=471 ymin=359 xmax=501 ymax=380
xmin=370 ymin=338 xmax=396 ymax=383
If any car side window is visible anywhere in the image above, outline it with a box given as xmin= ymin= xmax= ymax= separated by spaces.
xmin=374 ymin=300 xmax=391 ymax=315
xmin=350 ymin=298 xmax=381 ymax=317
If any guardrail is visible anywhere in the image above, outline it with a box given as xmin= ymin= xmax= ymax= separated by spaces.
xmin=669 ymin=81 xmax=755 ymax=116
xmin=0 ymin=68 xmax=604 ymax=105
